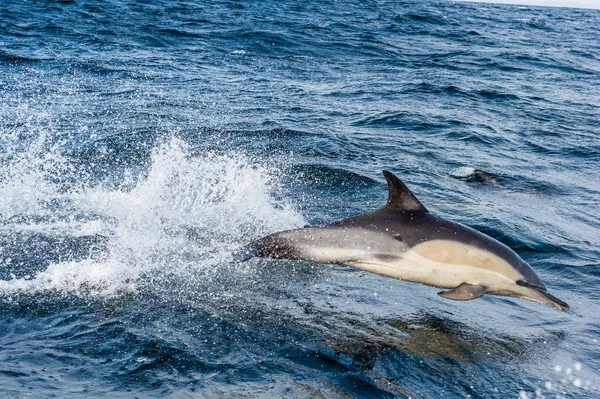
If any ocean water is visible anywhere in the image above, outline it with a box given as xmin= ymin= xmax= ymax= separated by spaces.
xmin=1 ymin=0 xmax=599 ymax=397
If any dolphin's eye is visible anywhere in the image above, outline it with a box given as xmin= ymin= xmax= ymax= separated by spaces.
xmin=393 ymin=234 xmax=403 ymax=242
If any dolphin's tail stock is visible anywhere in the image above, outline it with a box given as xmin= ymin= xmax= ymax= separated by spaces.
xmin=231 ymin=243 xmax=260 ymax=263
xmin=231 ymin=230 xmax=301 ymax=263
xmin=230 ymin=232 xmax=282 ymax=263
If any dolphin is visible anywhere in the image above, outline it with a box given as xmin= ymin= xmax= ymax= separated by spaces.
xmin=473 ymin=169 xmax=497 ymax=183
xmin=241 ymin=171 xmax=569 ymax=311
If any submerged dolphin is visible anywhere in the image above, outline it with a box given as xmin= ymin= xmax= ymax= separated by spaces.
xmin=242 ymin=171 xmax=569 ymax=311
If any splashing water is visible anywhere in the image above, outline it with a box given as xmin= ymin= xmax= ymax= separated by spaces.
xmin=449 ymin=166 xmax=479 ymax=179
xmin=0 ymin=137 xmax=305 ymax=298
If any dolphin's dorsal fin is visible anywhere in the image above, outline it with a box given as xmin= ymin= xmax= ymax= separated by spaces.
xmin=382 ymin=171 xmax=427 ymax=212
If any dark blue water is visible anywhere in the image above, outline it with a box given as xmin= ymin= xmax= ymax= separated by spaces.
xmin=1 ymin=0 xmax=599 ymax=397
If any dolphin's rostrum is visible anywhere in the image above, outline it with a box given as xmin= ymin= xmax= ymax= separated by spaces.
xmin=242 ymin=171 xmax=569 ymax=311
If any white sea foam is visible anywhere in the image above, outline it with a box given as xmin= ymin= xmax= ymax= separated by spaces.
xmin=0 ymin=259 xmax=132 ymax=297
xmin=0 ymin=137 xmax=305 ymax=298
xmin=449 ymin=166 xmax=477 ymax=178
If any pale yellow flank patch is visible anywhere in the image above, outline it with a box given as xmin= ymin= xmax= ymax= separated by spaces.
xmin=411 ymin=239 xmax=522 ymax=281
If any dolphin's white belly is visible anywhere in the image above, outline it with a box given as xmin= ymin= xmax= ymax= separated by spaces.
xmin=346 ymin=253 xmax=517 ymax=292
xmin=297 ymin=235 xmax=525 ymax=293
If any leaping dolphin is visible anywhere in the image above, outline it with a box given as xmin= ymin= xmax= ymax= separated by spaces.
xmin=241 ymin=171 xmax=569 ymax=311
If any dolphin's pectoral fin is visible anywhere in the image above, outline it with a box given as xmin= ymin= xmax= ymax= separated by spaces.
xmin=438 ymin=283 xmax=488 ymax=301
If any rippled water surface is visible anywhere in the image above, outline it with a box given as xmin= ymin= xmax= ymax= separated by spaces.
xmin=1 ymin=0 xmax=599 ymax=397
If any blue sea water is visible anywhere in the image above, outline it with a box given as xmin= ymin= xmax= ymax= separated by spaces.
xmin=1 ymin=0 xmax=599 ymax=397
